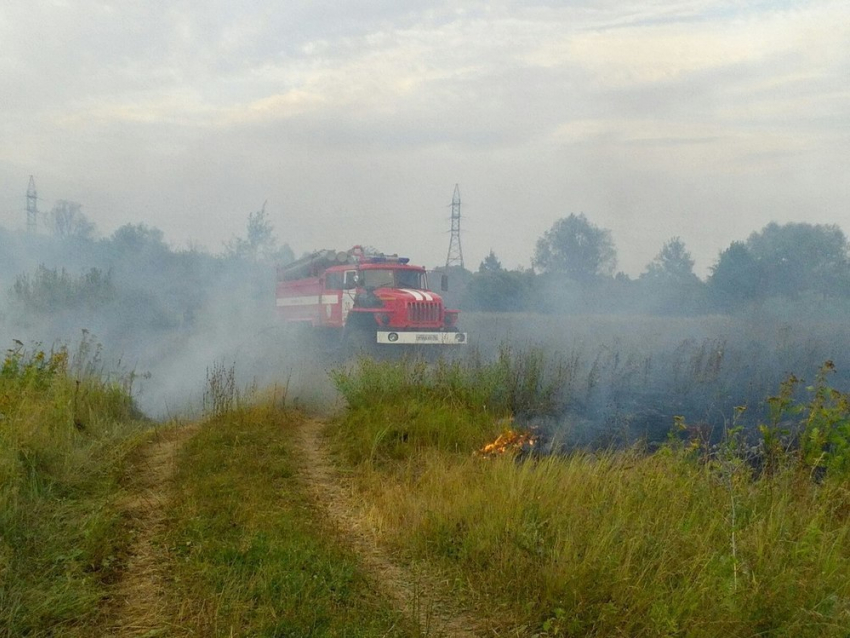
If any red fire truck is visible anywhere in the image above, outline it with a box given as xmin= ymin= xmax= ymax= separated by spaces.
xmin=276 ymin=246 xmax=466 ymax=351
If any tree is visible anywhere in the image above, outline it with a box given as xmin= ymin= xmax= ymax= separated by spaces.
xmin=48 ymin=200 xmax=95 ymax=240
xmin=709 ymin=241 xmax=763 ymax=307
xmin=463 ymin=268 xmax=536 ymax=311
xmin=478 ymin=249 xmax=503 ymax=274
xmin=746 ymin=222 xmax=848 ymax=298
xmin=639 ymin=237 xmax=706 ymax=314
xmin=709 ymin=222 xmax=850 ymax=306
xmin=110 ymin=223 xmax=167 ymax=253
xmin=533 ymin=214 xmax=617 ymax=281
xmin=641 ymin=237 xmax=698 ymax=284
xmin=224 ymin=203 xmax=295 ymax=275
xmin=226 ymin=202 xmax=290 ymax=263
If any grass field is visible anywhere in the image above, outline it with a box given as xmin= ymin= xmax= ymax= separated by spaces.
xmin=6 ymin=315 xmax=850 ymax=636
xmin=330 ymin=353 xmax=850 ymax=636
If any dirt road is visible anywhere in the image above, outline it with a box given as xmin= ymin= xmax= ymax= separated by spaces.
xmin=105 ymin=424 xmax=197 ymax=638
xmin=291 ymin=418 xmax=484 ymax=638
xmin=101 ymin=417 xmax=482 ymax=637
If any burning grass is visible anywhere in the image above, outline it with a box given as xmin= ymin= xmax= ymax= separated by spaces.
xmin=476 ymin=427 xmax=537 ymax=457
xmin=329 ymin=348 xmax=567 ymax=465
xmin=462 ymin=312 xmax=850 ymax=448
xmin=331 ymin=350 xmax=850 ymax=636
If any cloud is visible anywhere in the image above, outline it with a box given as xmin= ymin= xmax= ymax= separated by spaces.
xmin=1 ymin=0 xmax=848 ymax=276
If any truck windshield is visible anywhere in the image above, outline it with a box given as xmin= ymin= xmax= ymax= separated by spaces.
xmin=361 ymin=269 xmax=427 ymax=290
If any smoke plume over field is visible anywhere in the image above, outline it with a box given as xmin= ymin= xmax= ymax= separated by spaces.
xmin=463 ymin=311 xmax=850 ymax=447
xmin=0 ymin=225 xmax=338 ymax=417
xmin=2 ymin=222 xmax=850 ymax=448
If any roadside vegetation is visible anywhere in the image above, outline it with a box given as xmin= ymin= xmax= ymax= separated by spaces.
xmin=330 ymin=353 xmax=850 ymax=636
xmin=0 ymin=339 xmax=146 ymax=636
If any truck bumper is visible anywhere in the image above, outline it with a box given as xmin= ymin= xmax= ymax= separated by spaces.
xmin=376 ymin=331 xmax=467 ymax=345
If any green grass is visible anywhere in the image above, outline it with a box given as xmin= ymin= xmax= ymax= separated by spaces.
xmin=357 ymin=452 xmax=850 ymax=636
xmin=330 ymin=353 xmax=850 ymax=636
xmin=10 ymin=335 xmax=850 ymax=636
xmin=0 ymin=343 xmax=147 ymax=637
xmin=330 ymin=349 xmax=568 ymax=465
xmin=162 ymin=395 xmax=413 ymax=637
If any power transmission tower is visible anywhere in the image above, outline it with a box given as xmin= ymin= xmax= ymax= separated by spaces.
xmin=26 ymin=175 xmax=38 ymax=233
xmin=445 ymin=183 xmax=464 ymax=269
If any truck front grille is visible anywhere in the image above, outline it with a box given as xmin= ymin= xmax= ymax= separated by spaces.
xmin=407 ymin=301 xmax=441 ymax=324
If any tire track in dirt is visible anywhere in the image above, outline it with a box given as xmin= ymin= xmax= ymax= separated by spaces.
xmin=291 ymin=418 xmax=483 ymax=638
xmin=104 ymin=424 xmax=198 ymax=638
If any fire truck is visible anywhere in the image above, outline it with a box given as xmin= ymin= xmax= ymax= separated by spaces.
xmin=275 ymin=246 xmax=466 ymax=352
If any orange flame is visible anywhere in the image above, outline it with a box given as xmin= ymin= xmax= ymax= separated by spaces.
xmin=477 ymin=429 xmax=536 ymax=457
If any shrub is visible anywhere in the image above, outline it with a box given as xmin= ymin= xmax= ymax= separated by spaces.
xmin=11 ymin=265 xmax=115 ymax=313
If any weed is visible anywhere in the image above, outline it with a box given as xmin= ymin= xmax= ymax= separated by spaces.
xmin=202 ymin=360 xmax=237 ymax=417
xmin=799 ymin=361 xmax=850 ymax=476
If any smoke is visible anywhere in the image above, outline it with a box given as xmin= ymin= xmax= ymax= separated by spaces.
xmin=462 ymin=309 xmax=850 ymax=448
xmin=0 ymin=226 xmax=338 ymax=418
xmin=3 ymin=222 xmax=848 ymax=442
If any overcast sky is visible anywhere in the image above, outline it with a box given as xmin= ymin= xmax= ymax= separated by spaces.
xmin=1 ymin=0 xmax=848 ymax=275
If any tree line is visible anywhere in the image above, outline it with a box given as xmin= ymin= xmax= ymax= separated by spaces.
xmin=5 ymin=199 xmax=847 ymax=320
xmin=1 ymin=204 xmax=293 ymax=336
xmin=458 ymin=214 xmax=850 ymax=314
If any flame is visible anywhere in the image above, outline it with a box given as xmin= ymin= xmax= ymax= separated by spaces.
xmin=477 ymin=429 xmax=537 ymax=457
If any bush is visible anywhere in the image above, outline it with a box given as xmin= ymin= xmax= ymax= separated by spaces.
xmin=11 ymin=265 xmax=115 ymax=313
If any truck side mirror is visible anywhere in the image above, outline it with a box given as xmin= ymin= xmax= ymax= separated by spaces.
xmin=441 ymin=274 xmax=449 ymax=292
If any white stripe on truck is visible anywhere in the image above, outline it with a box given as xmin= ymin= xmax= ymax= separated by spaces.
xmin=277 ymin=295 xmax=339 ymax=307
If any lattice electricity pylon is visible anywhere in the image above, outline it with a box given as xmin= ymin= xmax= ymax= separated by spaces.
xmin=445 ymin=183 xmax=464 ymax=269
xmin=26 ymin=175 xmax=38 ymax=233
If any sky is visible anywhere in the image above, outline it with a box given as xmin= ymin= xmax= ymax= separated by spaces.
xmin=0 ymin=0 xmax=848 ymax=276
